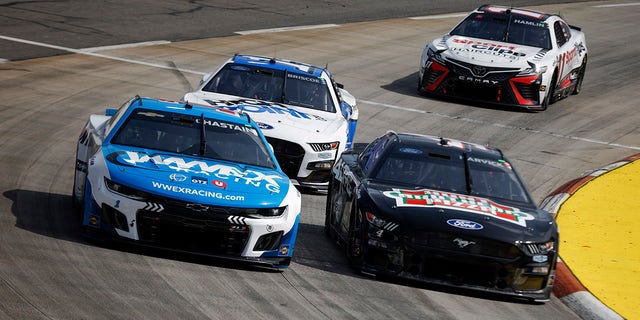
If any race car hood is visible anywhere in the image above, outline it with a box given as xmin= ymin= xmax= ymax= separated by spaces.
xmin=100 ymin=145 xmax=290 ymax=208
xmin=183 ymin=92 xmax=346 ymax=142
xmin=437 ymin=35 xmax=543 ymax=67
xmin=362 ymin=182 xmax=556 ymax=243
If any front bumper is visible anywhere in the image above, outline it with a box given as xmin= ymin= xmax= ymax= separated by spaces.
xmin=357 ymin=223 xmax=556 ymax=301
xmin=82 ymin=180 xmax=299 ymax=268
xmin=419 ymin=59 xmax=546 ymax=111
xmin=266 ymin=137 xmax=339 ymax=191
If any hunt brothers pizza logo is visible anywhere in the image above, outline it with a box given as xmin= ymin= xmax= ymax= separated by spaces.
xmin=383 ymin=188 xmax=534 ymax=227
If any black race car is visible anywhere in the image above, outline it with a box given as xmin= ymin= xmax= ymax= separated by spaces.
xmin=325 ymin=132 xmax=558 ymax=302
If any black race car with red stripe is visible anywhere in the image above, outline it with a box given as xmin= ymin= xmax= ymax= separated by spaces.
xmin=324 ymin=131 xmax=559 ymax=302
xmin=418 ymin=5 xmax=587 ymax=111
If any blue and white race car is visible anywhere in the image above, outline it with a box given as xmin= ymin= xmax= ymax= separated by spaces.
xmin=183 ymin=54 xmax=358 ymax=192
xmin=72 ymin=96 xmax=301 ymax=267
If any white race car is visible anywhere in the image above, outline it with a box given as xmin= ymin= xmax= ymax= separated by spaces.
xmin=419 ymin=5 xmax=587 ymax=111
xmin=183 ymin=54 xmax=358 ymax=192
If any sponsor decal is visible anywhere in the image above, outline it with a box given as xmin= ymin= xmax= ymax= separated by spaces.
xmin=399 ymin=148 xmax=423 ymax=154
xmin=117 ymin=152 xmax=283 ymax=193
xmin=151 ymin=181 xmax=245 ymax=201
xmin=457 ymin=76 xmax=499 ymax=85
xmin=447 ymin=219 xmax=484 ymax=230
xmin=513 ymin=19 xmax=546 ymax=28
xmin=286 ymin=73 xmax=322 ymax=84
xmin=317 ymin=152 xmax=333 ymax=159
xmin=203 ymin=99 xmax=327 ymax=121
xmin=197 ymin=118 xmax=258 ymax=136
xmin=186 ymin=203 xmax=209 ymax=212
xmin=467 ymin=157 xmax=513 ymax=170
xmin=279 ymin=244 xmax=290 ymax=256
xmin=170 ymin=173 xmax=187 ymax=182
xmin=451 ymin=38 xmax=526 ymax=60
xmin=383 ymin=188 xmax=534 ymax=227
xmin=191 ymin=176 xmax=207 ymax=185
xmin=256 ymin=122 xmax=274 ymax=130
xmin=212 ymin=180 xmax=227 ymax=189
xmin=89 ymin=214 xmax=100 ymax=226
xmin=533 ymin=255 xmax=548 ymax=263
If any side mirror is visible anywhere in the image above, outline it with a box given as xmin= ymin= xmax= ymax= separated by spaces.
xmin=105 ymin=108 xmax=117 ymax=116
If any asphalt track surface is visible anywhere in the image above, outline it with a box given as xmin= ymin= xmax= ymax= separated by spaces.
xmin=1 ymin=1 xmax=639 ymax=319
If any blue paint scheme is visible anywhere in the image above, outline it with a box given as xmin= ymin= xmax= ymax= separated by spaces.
xmin=231 ymin=54 xmax=325 ymax=78
xmin=260 ymin=214 xmax=300 ymax=258
xmin=103 ymin=146 xmax=290 ymax=207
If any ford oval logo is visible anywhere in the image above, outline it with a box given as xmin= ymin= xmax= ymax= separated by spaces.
xmin=256 ymin=122 xmax=273 ymax=130
xmin=447 ymin=219 xmax=483 ymax=230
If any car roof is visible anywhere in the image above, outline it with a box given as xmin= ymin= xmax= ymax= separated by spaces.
xmin=230 ymin=54 xmax=327 ymax=78
xmin=476 ymin=4 xmax=554 ymax=21
xmin=392 ymin=132 xmax=504 ymax=160
xmin=131 ymin=97 xmax=253 ymax=125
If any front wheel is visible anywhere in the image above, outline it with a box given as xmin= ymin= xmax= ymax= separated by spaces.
xmin=345 ymin=203 xmax=363 ymax=267
xmin=540 ymin=72 xmax=558 ymax=111
xmin=572 ymin=56 xmax=587 ymax=95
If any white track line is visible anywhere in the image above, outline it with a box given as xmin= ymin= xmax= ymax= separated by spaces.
xmin=235 ymin=24 xmax=338 ymax=35
xmin=2 ymin=17 xmax=639 ymax=152
xmin=0 ymin=35 xmax=205 ymax=75
xmin=360 ymin=99 xmax=640 ymax=151
xmin=593 ymin=2 xmax=640 ymax=8
xmin=409 ymin=13 xmax=467 ymax=20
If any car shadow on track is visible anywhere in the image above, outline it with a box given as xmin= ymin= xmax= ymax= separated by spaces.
xmin=380 ymin=72 xmax=533 ymax=114
xmin=3 ymin=189 xmax=285 ymax=274
xmin=4 ymin=188 xmax=542 ymax=304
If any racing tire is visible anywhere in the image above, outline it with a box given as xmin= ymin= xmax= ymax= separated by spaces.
xmin=540 ymin=72 xmax=558 ymax=111
xmin=572 ymin=56 xmax=587 ymax=95
xmin=324 ymin=180 xmax=334 ymax=236
xmin=345 ymin=203 xmax=363 ymax=267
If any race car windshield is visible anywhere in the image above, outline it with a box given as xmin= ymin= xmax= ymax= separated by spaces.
xmin=450 ymin=12 xmax=552 ymax=49
xmin=111 ymin=108 xmax=276 ymax=168
xmin=374 ymin=151 xmax=467 ymax=193
xmin=466 ymin=157 xmax=532 ymax=204
xmin=374 ymin=147 xmax=532 ymax=204
xmin=203 ymin=63 xmax=336 ymax=113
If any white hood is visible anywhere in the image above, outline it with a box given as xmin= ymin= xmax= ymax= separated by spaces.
xmin=440 ymin=35 xmax=544 ymax=67
xmin=183 ymin=92 xmax=347 ymax=143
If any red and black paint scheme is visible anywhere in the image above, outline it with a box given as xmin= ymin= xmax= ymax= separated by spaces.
xmin=418 ymin=5 xmax=587 ymax=111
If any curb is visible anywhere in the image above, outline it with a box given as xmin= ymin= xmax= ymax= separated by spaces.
xmin=539 ymin=154 xmax=640 ymax=320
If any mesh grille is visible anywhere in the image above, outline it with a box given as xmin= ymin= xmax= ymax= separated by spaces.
xmin=266 ymin=137 xmax=304 ymax=178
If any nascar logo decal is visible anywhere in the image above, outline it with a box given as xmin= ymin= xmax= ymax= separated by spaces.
xmin=383 ymin=188 xmax=534 ymax=227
